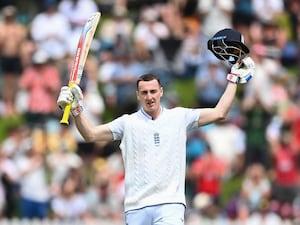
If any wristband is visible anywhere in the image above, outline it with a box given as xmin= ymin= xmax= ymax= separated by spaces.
xmin=71 ymin=104 xmax=83 ymax=117
xmin=227 ymin=73 xmax=239 ymax=83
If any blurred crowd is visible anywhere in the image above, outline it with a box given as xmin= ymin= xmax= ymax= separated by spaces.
xmin=0 ymin=0 xmax=300 ymax=224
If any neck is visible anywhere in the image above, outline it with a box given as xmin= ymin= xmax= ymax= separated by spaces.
xmin=142 ymin=106 xmax=162 ymax=120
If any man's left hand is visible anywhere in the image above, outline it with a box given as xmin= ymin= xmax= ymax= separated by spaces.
xmin=227 ymin=56 xmax=255 ymax=84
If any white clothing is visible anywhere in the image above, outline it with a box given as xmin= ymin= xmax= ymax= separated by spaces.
xmin=204 ymin=123 xmax=246 ymax=166
xmin=252 ymin=0 xmax=284 ymax=23
xmin=30 ymin=11 xmax=71 ymax=60
xmin=125 ymin=203 xmax=185 ymax=225
xmin=198 ymin=0 xmax=234 ymax=37
xmin=242 ymin=177 xmax=271 ymax=210
xmin=247 ymin=212 xmax=282 ymax=225
xmin=266 ymin=116 xmax=282 ymax=142
xmin=58 ymin=0 xmax=98 ymax=25
xmin=46 ymin=151 xmax=83 ymax=186
xmin=58 ymin=0 xmax=99 ymax=55
xmin=1 ymin=137 xmax=19 ymax=158
xmin=133 ymin=22 xmax=169 ymax=51
xmin=243 ymin=58 xmax=276 ymax=109
xmin=16 ymin=156 xmax=50 ymax=202
xmin=98 ymin=61 xmax=118 ymax=84
xmin=100 ymin=17 xmax=134 ymax=45
xmin=51 ymin=194 xmax=87 ymax=220
xmin=108 ymin=107 xmax=201 ymax=212
xmin=84 ymin=81 xmax=105 ymax=123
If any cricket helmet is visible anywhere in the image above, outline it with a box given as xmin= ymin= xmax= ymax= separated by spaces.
xmin=208 ymin=28 xmax=249 ymax=64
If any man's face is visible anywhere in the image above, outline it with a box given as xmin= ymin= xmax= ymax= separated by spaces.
xmin=136 ymin=79 xmax=163 ymax=115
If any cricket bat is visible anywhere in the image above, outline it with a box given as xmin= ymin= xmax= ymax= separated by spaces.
xmin=60 ymin=12 xmax=101 ymax=125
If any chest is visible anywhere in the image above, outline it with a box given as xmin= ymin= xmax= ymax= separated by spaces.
xmin=122 ymin=116 xmax=186 ymax=149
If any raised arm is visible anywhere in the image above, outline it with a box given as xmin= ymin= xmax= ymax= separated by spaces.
xmin=73 ymin=113 xmax=113 ymax=142
xmin=198 ymin=56 xmax=255 ymax=126
xmin=198 ymin=82 xmax=237 ymax=126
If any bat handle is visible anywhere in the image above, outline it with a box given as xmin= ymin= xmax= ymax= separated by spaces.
xmin=60 ymin=83 xmax=74 ymax=125
xmin=60 ymin=103 xmax=71 ymax=125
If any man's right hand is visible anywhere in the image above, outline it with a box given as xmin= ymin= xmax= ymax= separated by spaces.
xmin=57 ymin=84 xmax=84 ymax=117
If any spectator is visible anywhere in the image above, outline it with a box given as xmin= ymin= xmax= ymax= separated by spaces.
xmin=197 ymin=0 xmax=234 ymax=38
xmin=156 ymin=3 xmax=186 ymax=78
xmin=18 ymin=49 xmax=61 ymax=127
xmin=180 ymin=16 xmax=207 ymax=79
xmin=0 ymin=146 xmax=20 ymax=218
xmin=275 ymin=17 xmax=299 ymax=67
xmin=0 ymin=5 xmax=28 ymax=117
xmin=58 ymin=0 xmax=99 ymax=55
xmin=293 ymin=193 xmax=300 ymax=223
xmin=242 ymin=43 xmax=278 ymax=110
xmin=133 ymin=5 xmax=183 ymax=85
xmin=251 ymin=0 xmax=284 ymax=24
xmin=235 ymin=203 xmax=251 ymax=224
xmin=187 ymin=144 xmax=228 ymax=205
xmin=1 ymin=125 xmax=30 ymax=162
xmin=97 ymin=47 xmax=118 ymax=108
xmin=84 ymin=157 xmax=124 ymax=221
xmin=241 ymin=45 xmax=277 ymax=169
xmin=186 ymin=193 xmax=223 ymax=225
xmin=99 ymin=6 xmax=134 ymax=49
xmin=30 ymin=0 xmax=71 ymax=61
xmin=286 ymin=0 xmax=300 ymax=43
xmin=46 ymin=119 xmax=77 ymax=154
xmin=160 ymin=2 xmax=185 ymax=40
xmin=46 ymin=143 xmax=82 ymax=197
xmin=51 ymin=175 xmax=88 ymax=221
xmin=204 ymin=117 xmax=246 ymax=177
xmin=232 ymin=0 xmax=255 ymax=28
xmin=240 ymin=163 xmax=271 ymax=212
xmin=290 ymin=110 xmax=300 ymax=156
xmin=133 ymin=6 xmax=169 ymax=54
xmin=110 ymin=42 xmax=148 ymax=115
xmin=267 ymin=120 xmax=300 ymax=206
xmin=15 ymin=135 xmax=50 ymax=220
xmin=195 ymin=53 xmax=227 ymax=108
xmin=247 ymin=199 xmax=283 ymax=225
xmin=186 ymin=128 xmax=207 ymax=165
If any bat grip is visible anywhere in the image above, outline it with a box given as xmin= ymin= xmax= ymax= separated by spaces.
xmin=60 ymin=83 xmax=74 ymax=125
xmin=60 ymin=104 xmax=71 ymax=125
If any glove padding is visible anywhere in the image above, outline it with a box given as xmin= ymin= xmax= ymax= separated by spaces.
xmin=227 ymin=56 xmax=255 ymax=84
xmin=57 ymin=84 xmax=83 ymax=117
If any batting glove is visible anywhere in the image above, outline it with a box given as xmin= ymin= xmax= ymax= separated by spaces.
xmin=57 ymin=84 xmax=84 ymax=117
xmin=227 ymin=56 xmax=255 ymax=84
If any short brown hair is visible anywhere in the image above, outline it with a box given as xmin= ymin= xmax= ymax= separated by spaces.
xmin=136 ymin=73 xmax=161 ymax=89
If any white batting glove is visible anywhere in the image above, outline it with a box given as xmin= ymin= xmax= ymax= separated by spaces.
xmin=227 ymin=56 xmax=255 ymax=84
xmin=57 ymin=84 xmax=84 ymax=117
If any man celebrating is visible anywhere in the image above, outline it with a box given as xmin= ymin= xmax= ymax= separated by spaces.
xmin=57 ymin=28 xmax=255 ymax=225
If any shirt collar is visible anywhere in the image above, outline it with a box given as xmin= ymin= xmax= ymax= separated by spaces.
xmin=140 ymin=106 xmax=163 ymax=120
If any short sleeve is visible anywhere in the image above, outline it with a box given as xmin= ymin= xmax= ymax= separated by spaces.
xmin=184 ymin=108 xmax=201 ymax=130
xmin=107 ymin=114 xmax=129 ymax=140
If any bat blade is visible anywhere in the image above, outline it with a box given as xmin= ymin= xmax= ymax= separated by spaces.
xmin=60 ymin=12 xmax=101 ymax=125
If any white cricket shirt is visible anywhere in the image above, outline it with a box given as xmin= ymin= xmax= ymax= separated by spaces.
xmin=108 ymin=107 xmax=201 ymax=212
